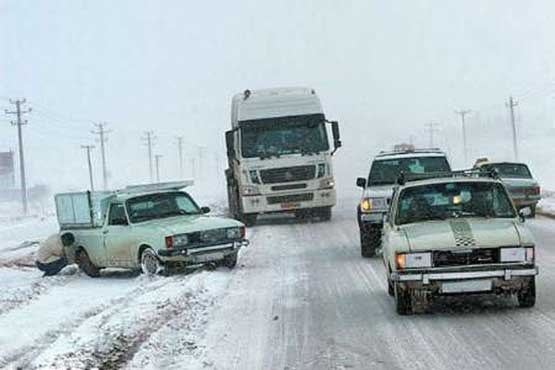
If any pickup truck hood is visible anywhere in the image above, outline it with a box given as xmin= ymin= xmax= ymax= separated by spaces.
xmin=400 ymin=218 xmax=526 ymax=252
xmin=134 ymin=215 xmax=243 ymax=235
xmin=363 ymin=185 xmax=394 ymax=199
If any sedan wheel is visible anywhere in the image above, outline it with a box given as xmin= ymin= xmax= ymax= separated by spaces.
xmin=141 ymin=248 xmax=164 ymax=275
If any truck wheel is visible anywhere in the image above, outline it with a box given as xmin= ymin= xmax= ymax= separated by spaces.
xmin=222 ymin=251 xmax=238 ymax=269
xmin=360 ymin=226 xmax=381 ymax=258
xmin=76 ymin=249 xmax=100 ymax=278
xmin=529 ymin=205 xmax=536 ymax=218
xmin=517 ymin=277 xmax=536 ymax=308
xmin=141 ymin=248 xmax=165 ymax=275
xmin=318 ymin=207 xmax=332 ymax=222
xmin=242 ymin=213 xmax=257 ymax=226
xmin=394 ymin=282 xmax=413 ymax=315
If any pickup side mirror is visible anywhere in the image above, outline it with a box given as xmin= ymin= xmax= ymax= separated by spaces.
xmin=356 ymin=177 xmax=367 ymax=188
xmin=331 ymin=121 xmax=342 ymax=154
xmin=518 ymin=207 xmax=531 ymax=220
xmin=225 ymin=130 xmax=235 ymax=159
xmin=201 ymin=206 xmax=211 ymax=214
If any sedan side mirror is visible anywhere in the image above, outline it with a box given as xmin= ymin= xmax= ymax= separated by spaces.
xmin=356 ymin=177 xmax=367 ymax=188
xmin=519 ymin=207 xmax=531 ymax=220
xmin=201 ymin=206 xmax=211 ymax=214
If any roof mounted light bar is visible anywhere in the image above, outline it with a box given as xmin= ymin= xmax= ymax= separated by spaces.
xmin=376 ymin=148 xmax=443 ymax=157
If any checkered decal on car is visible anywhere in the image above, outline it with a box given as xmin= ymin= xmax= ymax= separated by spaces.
xmin=449 ymin=220 xmax=477 ymax=247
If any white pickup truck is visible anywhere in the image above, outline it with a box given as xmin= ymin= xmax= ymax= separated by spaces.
xmin=55 ymin=181 xmax=248 ymax=276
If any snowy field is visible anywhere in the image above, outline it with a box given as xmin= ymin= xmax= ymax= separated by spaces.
xmin=2 ymin=197 xmax=555 ymax=369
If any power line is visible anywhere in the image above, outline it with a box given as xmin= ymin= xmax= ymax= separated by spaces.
xmin=424 ymin=121 xmax=441 ymax=147
xmin=81 ymin=145 xmax=95 ymax=192
xmin=4 ymin=98 xmax=31 ymax=215
xmin=454 ymin=109 xmax=472 ymax=166
xmin=92 ymin=123 xmax=112 ymax=190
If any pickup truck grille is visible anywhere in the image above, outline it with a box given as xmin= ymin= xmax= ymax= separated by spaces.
xmin=267 ymin=193 xmax=314 ymax=205
xmin=433 ymin=248 xmax=499 ymax=267
xmin=259 ymin=165 xmax=316 ymax=184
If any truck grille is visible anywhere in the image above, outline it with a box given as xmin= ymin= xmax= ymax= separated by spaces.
xmin=267 ymin=193 xmax=314 ymax=205
xmin=271 ymin=183 xmax=307 ymax=191
xmin=259 ymin=165 xmax=316 ymax=184
xmin=433 ymin=248 xmax=499 ymax=267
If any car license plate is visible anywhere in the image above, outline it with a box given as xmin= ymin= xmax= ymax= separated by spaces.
xmin=361 ymin=213 xmax=384 ymax=222
xmin=193 ymin=252 xmax=224 ymax=263
xmin=441 ymin=279 xmax=492 ymax=294
xmin=281 ymin=202 xmax=300 ymax=209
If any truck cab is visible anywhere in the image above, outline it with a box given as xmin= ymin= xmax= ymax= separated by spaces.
xmin=356 ymin=148 xmax=451 ymax=257
xmin=225 ymin=87 xmax=341 ymax=225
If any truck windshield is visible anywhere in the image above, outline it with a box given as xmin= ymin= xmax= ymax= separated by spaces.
xmin=126 ymin=192 xmax=200 ymax=223
xmin=482 ymin=163 xmax=532 ymax=179
xmin=368 ymin=156 xmax=450 ymax=186
xmin=240 ymin=114 xmax=329 ymax=158
xmin=396 ymin=181 xmax=515 ymax=225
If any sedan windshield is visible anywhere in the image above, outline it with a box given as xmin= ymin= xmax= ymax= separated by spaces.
xmin=126 ymin=192 xmax=200 ymax=223
xmin=240 ymin=114 xmax=329 ymax=158
xmin=369 ymin=156 xmax=451 ymax=186
xmin=396 ymin=182 xmax=515 ymax=225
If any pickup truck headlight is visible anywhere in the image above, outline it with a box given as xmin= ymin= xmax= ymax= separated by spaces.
xmin=242 ymin=185 xmax=260 ymax=196
xmin=226 ymin=227 xmax=242 ymax=239
xmin=395 ymin=252 xmax=432 ymax=269
xmin=360 ymin=197 xmax=387 ymax=213
xmin=500 ymin=247 xmax=533 ymax=262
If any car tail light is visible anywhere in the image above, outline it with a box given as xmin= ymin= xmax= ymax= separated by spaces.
xmin=165 ymin=236 xmax=173 ymax=249
xmin=529 ymin=186 xmax=540 ymax=196
xmin=240 ymin=226 xmax=246 ymax=238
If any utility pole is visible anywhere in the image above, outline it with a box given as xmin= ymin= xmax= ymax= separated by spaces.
xmin=141 ymin=131 xmax=156 ymax=182
xmin=5 ymin=99 xmax=31 ymax=215
xmin=176 ymin=137 xmax=184 ymax=178
xmin=425 ymin=122 xmax=441 ymax=147
xmin=506 ymin=96 xmax=519 ymax=161
xmin=81 ymin=145 xmax=95 ymax=192
xmin=155 ymin=154 xmax=162 ymax=182
xmin=454 ymin=109 xmax=471 ymax=165
xmin=197 ymin=146 xmax=204 ymax=181
xmin=92 ymin=123 xmax=111 ymax=190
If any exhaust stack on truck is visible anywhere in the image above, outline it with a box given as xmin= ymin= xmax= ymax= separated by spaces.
xmin=225 ymin=87 xmax=341 ymax=225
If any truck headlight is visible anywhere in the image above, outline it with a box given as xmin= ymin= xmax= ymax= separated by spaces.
xmin=226 ymin=227 xmax=241 ymax=239
xmin=360 ymin=197 xmax=387 ymax=213
xmin=500 ymin=247 xmax=527 ymax=262
xmin=319 ymin=178 xmax=335 ymax=189
xmin=242 ymin=185 xmax=260 ymax=196
xmin=317 ymin=163 xmax=327 ymax=178
xmin=172 ymin=234 xmax=189 ymax=247
xmin=395 ymin=252 xmax=432 ymax=269
xmin=249 ymin=170 xmax=261 ymax=184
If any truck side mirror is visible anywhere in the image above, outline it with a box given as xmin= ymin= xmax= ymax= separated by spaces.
xmin=330 ymin=121 xmax=342 ymax=154
xmin=225 ymin=130 xmax=235 ymax=159
xmin=356 ymin=177 xmax=366 ymax=188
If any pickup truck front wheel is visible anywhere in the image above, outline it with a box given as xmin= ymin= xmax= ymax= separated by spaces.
xmin=394 ymin=282 xmax=413 ymax=315
xmin=517 ymin=277 xmax=536 ymax=308
xmin=76 ymin=249 xmax=100 ymax=278
xmin=360 ymin=225 xmax=381 ymax=258
xmin=141 ymin=248 xmax=165 ymax=275
xmin=222 ymin=251 xmax=238 ymax=269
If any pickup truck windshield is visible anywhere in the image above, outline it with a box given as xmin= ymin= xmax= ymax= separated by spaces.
xmin=240 ymin=114 xmax=329 ymax=158
xmin=368 ymin=156 xmax=451 ymax=186
xmin=482 ymin=163 xmax=532 ymax=179
xmin=396 ymin=182 xmax=515 ymax=225
xmin=126 ymin=192 xmax=200 ymax=223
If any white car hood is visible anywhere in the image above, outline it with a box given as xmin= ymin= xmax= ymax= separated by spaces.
xmin=400 ymin=218 xmax=529 ymax=252
xmin=363 ymin=185 xmax=394 ymax=199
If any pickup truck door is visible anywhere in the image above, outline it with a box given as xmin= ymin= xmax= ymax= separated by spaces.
xmin=102 ymin=203 xmax=135 ymax=267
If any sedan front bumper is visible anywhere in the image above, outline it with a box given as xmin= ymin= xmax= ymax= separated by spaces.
xmin=157 ymin=239 xmax=249 ymax=263
xmin=391 ymin=266 xmax=538 ymax=284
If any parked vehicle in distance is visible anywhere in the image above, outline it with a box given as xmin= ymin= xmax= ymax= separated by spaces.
xmin=474 ymin=160 xmax=541 ymax=217
xmin=382 ymin=171 xmax=538 ymax=315
xmin=225 ymin=87 xmax=342 ymax=226
xmin=356 ymin=148 xmax=451 ymax=257
xmin=54 ymin=181 xmax=248 ymax=277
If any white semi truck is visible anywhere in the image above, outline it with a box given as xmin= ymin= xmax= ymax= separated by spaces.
xmin=225 ymin=87 xmax=342 ymax=225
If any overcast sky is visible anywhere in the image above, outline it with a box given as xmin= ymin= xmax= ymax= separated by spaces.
xmin=1 ymin=0 xmax=555 ymax=195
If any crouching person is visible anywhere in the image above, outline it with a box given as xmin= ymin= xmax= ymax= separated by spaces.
xmin=36 ymin=232 xmax=75 ymax=277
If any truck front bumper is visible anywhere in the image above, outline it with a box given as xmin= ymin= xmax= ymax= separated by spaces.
xmin=157 ymin=240 xmax=249 ymax=263
xmin=241 ymin=188 xmax=336 ymax=214
xmin=391 ymin=266 xmax=538 ymax=294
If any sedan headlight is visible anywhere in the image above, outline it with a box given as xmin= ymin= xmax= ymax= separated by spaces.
xmin=172 ymin=234 xmax=189 ymax=247
xmin=500 ymin=247 xmax=533 ymax=262
xmin=395 ymin=252 xmax=432 ymax=269
xmin=360 ymin=197 xmax=387 ymax=212
xmin=226 ymin=227 xmax=241 ymax=239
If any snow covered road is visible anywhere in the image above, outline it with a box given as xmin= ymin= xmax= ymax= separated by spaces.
xmin=2 ymin=199 xmax=555 ymax=369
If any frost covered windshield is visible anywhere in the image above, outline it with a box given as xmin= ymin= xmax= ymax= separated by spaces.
xmin=240 ymin=114 xmax=329 ymax=158
xmin=126 ymin=192 xmax=200 ymax=223
xmin=368 ymin=156 xmax=451 ymax=186
xmin=396 ymin=182 xmax=515 ymax=225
